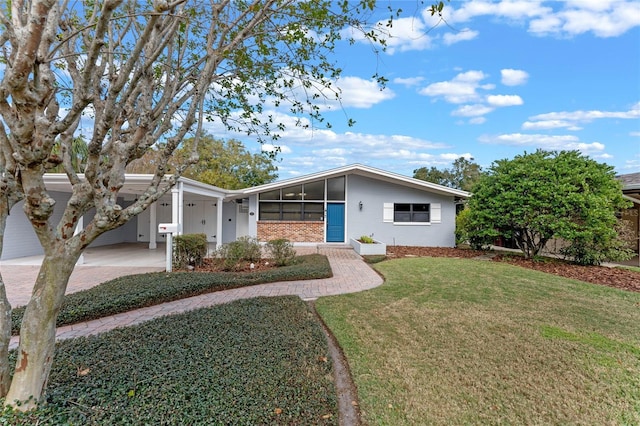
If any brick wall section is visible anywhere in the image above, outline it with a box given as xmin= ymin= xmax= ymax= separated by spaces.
xmin=257 ymin=221 xmax=324 ymax=243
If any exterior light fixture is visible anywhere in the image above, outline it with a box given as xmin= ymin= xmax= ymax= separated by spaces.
xmin=359 ymin=201 xmax=363 ymax=211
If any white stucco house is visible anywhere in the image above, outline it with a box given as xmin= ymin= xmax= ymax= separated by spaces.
xmin=2 ymin=164 xmax=469 ymax=260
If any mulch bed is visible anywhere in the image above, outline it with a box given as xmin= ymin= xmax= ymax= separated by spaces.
xmin=386 ymin=246 xmax=640 ymax=293
xmin=191 ymin=258 xmax=277 ymax=273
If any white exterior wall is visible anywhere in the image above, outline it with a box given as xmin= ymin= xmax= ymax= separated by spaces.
xmin=2 ymin=192 xmax=136 ymax=260
xmin=346 ymin=175 xmax=457 ymax=247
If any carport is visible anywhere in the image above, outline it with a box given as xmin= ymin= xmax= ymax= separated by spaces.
xmin=1 ymin=174 xmax=231 ymax=262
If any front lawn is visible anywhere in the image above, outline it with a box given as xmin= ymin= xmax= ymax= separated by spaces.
xmin=11 ymin=254 xmax=331 ymax=334
xmin=3 ymin=297 xmax=337 ymax=425
xmin=316 ymin=257 xmax=640 ymax=425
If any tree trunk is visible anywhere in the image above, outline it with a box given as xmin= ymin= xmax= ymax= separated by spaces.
xmin=4 ymin=251 xmax=78 ymax=409
xmin=0 ymin=202 xmax=12 ymax=396
xmin=0 ymin=276 xmax=11 ymax=397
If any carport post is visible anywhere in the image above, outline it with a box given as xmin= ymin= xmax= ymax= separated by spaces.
xmin=149 ymin=202 xmax=157 ymax=249
xmin=165 ymin=232 xmax=172 ymax=272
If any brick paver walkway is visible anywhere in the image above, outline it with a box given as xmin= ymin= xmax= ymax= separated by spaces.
xmin=8 ymin=247 xmax=382 ymax=349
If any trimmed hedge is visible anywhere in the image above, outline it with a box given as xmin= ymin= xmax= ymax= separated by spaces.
xmin=2 ymin=297 xmax=338 ymax=425
xmin=11 ymin=254 xmax=331 ymax=334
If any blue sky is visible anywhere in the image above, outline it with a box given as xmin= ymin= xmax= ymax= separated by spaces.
xmin=209 ymin=0 xmax=640 ymax=180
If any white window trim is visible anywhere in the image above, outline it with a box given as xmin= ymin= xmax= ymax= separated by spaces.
xmin=383 ymin=202 xmax=441 ymax=224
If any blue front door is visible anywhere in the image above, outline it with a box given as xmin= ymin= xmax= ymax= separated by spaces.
xmin=326 ymin=203 xmax=345 ymax=242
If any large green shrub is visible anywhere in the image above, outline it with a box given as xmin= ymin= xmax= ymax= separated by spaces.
xmin=466 ymin=150 xmax=632 ymax=264
xmin=173 ymin=233 xmax=208 ymax=269
xmin=216 ymin=236 xmax=262 ymax=270
xmin=265 ymin=239 xmax=296 ymax=266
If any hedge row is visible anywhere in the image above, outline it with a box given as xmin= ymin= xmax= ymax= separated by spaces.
xmin=11 ymin=254 xmax=332 ymax=334
xmin=2 ymin=297 xmax=338 ymax=425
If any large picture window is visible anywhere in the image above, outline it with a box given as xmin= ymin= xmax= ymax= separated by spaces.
xmin=258 ymin=177 xmax=345 ymax=221
xmin=394 ymin=203 xmax=430 ymax=223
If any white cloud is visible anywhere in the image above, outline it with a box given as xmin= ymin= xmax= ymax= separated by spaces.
xmin=336 ymin=76 xmax=396 ymax=108
xmin=522 ymin=120 xmax=582 ymax=131
xmin=479 ymin=133 xmax=607 ymax=155
xmin=445 ymin=1 xmax=551 ymax=25
xmin=469 ymin=117 xmax=487 ymax=125
xmin=487 ymin=94 xmax=524 ymax=107
xmin=419 ymin=70 xmax=489 ymax=103
xmin=312 ymin=148 xmax=349 ymax=157
xmin=501 ymin=69 xmax=529 ymax=86
xmin=630 ymin=131 xmax=640 ymax=137
xmin=374 ymin=16 xmax=434 ymax=54
xmin=440 ymin=152 xmax=474 ymax=161
xmin=443 ymin=0 xmax=639 ymax=38
xmin=452 ymin=104 xmax=494 ymax=117
xmin=531 ymin=1 xmax=640 ymax=37
xmin=524 ymin=103 xmax=640 ymax=130
xmin=262 ymin=144 xmax=292 ymax=154
xmin=442 ymin=28 xmax=479 ymax=45
xmin=393 ymin=76 xmax=425 ymax=87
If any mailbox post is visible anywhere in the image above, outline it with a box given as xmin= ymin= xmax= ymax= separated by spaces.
xmin=158 ymin=223 xmax=178 ymax=272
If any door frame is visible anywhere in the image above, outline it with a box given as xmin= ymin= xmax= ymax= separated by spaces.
xmin=325 ymin=202 xmax=345 ymax=243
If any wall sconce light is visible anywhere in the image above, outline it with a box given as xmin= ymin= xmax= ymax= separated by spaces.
xmin=359 ymin=201 xmax=363 ymax=211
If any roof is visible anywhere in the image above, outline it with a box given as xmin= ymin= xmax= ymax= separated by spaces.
xmin=44 ymin=173 xmax=229 ymax=198
xmin=618 ymin=172 xmax=640 ymax=188
xmin=619 ymin=172 xmax=640 ymax=204
xmin=229 ymin=164 xmax=470 ymax=199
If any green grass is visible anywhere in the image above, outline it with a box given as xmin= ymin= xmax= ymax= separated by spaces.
xmin=617 ymin=264 xmax=640 ymax=273
xmin=12 ymin=254 xmax=331 ymax=333
xmin=3 ymin=297 xmax=337 ymax=425
xmin=316 ymin=257 xmax=640 ymax=425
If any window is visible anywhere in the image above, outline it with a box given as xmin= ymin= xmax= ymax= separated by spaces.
xmin=259 ymin=202 xmax=281 ymax=220
xmin=394 ymin=203 xmax=430 ymax=222
xmin=282 ymin=185 xmax=303 ymax=200
xmin=304 ymin=180 xmax=324 ymax=200
xmin=259 ymin=189 xmax=280 ymax=201
xmin=258 ymin=202 xmax=324 ymax=221
xmin=257 ymin=176 xmax=346 ymax=221
xmin=327 ymin=177 xmax=345 ymax=200
xmin=238 ymin=198 xmax=249 ymax=214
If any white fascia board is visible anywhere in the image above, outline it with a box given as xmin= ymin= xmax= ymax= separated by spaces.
xmin=623 ymin=194 xmax=640 ymax=205
xmin=235 ymin=163 xmax=470 ymax=199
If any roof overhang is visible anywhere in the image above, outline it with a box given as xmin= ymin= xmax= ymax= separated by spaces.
xmin=44 ymin=173 xmax=229 ymax=199
xmin=227 ymin=164 xmax=470 ymax=200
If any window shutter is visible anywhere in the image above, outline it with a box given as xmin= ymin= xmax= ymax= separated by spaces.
xmin=383 ymin=203 xmax=394 ymax=222
xmin=431 ymin=203 xmax=441 ymax=223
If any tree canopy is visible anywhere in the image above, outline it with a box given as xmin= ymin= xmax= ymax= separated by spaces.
xmin=127 ymin=136 xmax=278 ymax=189
xmin=0 ymin=0 xmax=448 ymax=409
xmin=460 ymin=150 xmax=632 ymax=264
xmin=413 ymin=157 xmax=482 ymax=192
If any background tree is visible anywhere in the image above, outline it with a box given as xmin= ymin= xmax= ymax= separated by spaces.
xmin=128 ymin=136 xmax=278 ymax=189
xmin=413 ymin=157 xmax=482 ymax=192
xmin=49 ymin=136 xmax=89 ymax=173
xmin=461 ymin=150 xmax=632 ymax=263
xmin=0 ymin=0 xmax=447 ymax=409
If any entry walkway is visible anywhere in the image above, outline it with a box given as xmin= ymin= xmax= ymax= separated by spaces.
xmin=8 ymin=246 xmax=383 ymax=349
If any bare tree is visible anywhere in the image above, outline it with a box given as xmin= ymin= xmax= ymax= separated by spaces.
xmin=0 ymin=0 xmax=446 ymax=409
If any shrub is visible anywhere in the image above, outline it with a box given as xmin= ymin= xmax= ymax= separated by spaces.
xmin=265 ymin=239 xmax=296 ymax=266
xmin=359 ymin=235 xmax=375 ymax=244
xmin=362 ymin=255 xmax=387 ymax=264
xmin=216 ymin=236 xmax=262 ymax=270
xmin=11 ymin=254 xmax=332 ymax=334
xmin=173 ymin=233 xmax=208 ymax=269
